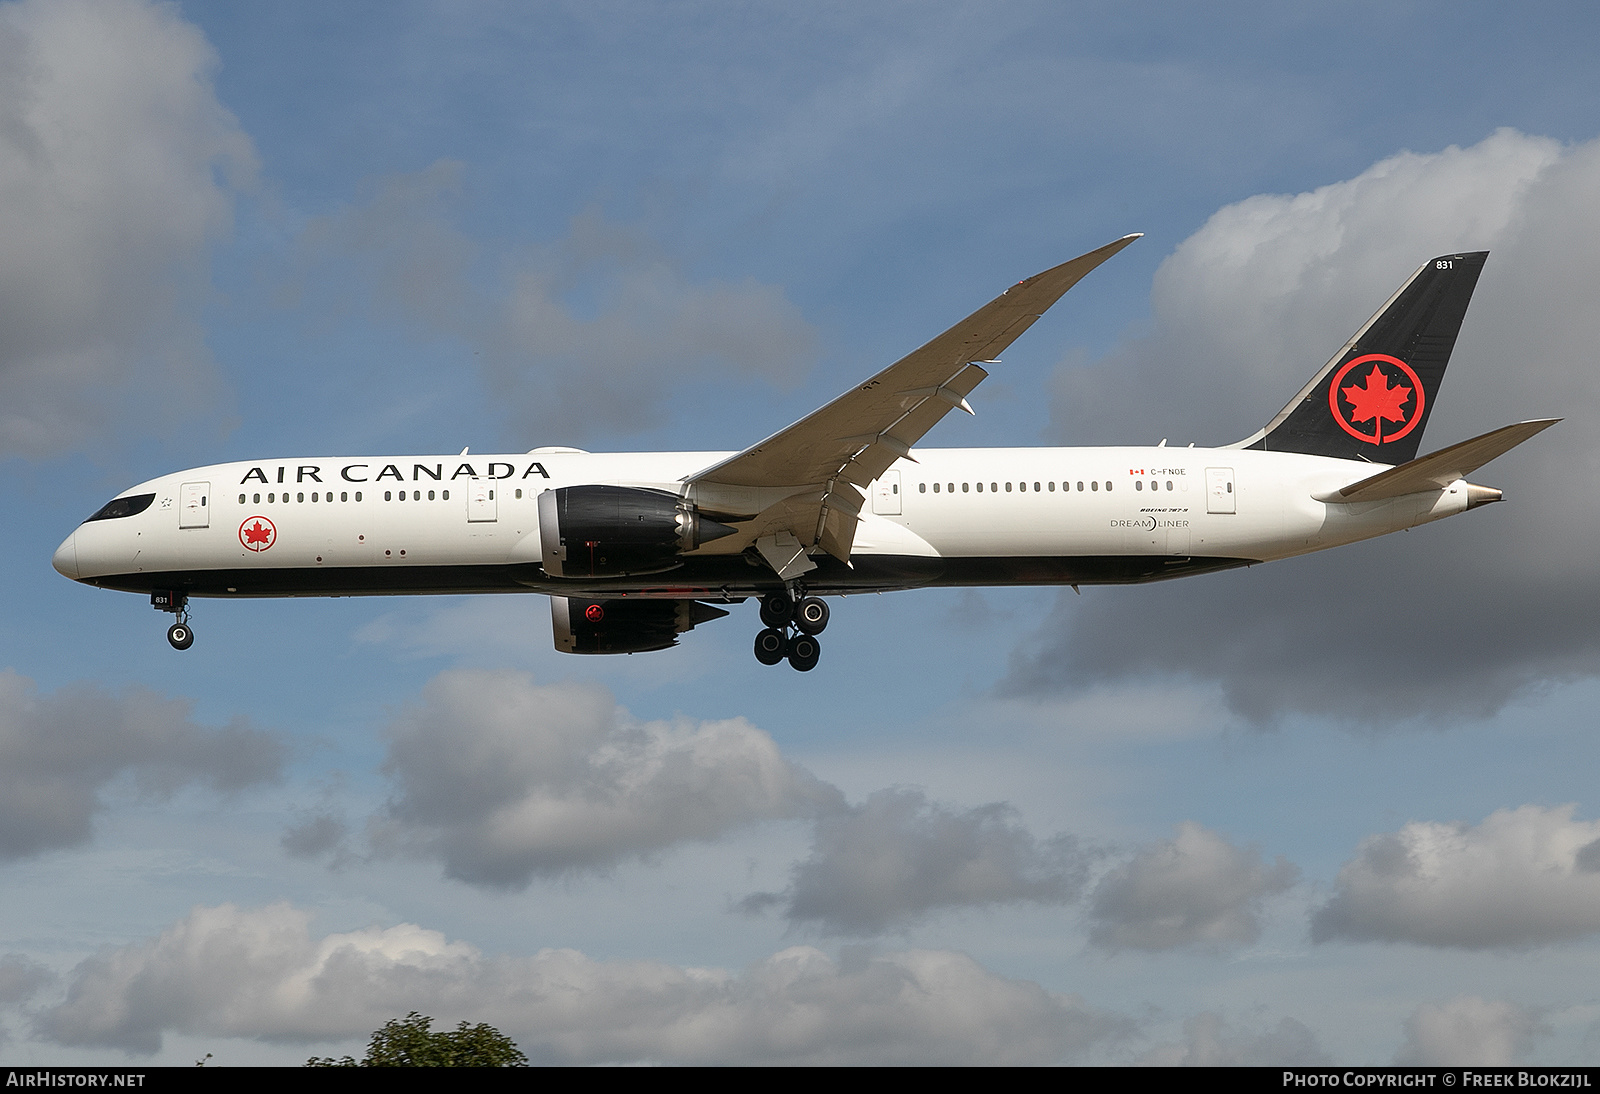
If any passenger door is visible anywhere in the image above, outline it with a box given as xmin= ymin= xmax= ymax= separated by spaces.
xmin=179 ymin=482 xmax=210 ymax=528
xmin=1205 ymin=467 xmax=1236 ymax=515
xmin=466 ymin=479 xmax=497 ymax=523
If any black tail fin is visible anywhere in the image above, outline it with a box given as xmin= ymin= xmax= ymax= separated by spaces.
xmin=1242 ymin=251 xmax=1487 ymax=463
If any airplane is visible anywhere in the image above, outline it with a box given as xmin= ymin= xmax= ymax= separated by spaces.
xmin=52 ymin=235 xmax=1557 ymax=671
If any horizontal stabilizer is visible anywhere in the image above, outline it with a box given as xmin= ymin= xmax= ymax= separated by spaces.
xmin=1326 ymin=418 xmax=1560 ymax=503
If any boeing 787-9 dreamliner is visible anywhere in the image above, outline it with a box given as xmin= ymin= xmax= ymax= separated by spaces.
xmin=53 ymin=235 xmax=1556 ymax=671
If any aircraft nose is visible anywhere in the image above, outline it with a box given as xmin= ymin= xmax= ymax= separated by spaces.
xmin=52 ymin=532 xmax=79 ymax=579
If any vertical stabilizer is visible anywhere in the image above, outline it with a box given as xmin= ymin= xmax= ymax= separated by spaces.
xmin=1242 ymin=252 xmax=1487 ymax=464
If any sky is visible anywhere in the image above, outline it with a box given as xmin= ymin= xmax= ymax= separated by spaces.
xmin=2 ymin=0 xmax=1600 ymax=1066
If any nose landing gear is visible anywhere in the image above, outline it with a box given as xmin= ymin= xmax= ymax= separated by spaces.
xmin=751 ymin=591 xmax=829 ymax=671
xmin=152 ymin=590 xmax=194 ymax=650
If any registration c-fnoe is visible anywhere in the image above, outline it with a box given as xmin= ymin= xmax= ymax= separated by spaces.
xmin=53 ymin=235 xmax=1558 ymax=670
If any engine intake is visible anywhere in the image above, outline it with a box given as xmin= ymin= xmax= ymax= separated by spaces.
xmin=550 ymin=596 xmax=730 ymax=654
xmin=537 ymin=485 xmax=737 ymax=578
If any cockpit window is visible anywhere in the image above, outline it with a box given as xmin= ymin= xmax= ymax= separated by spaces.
xmin=84 ymin=493 xmax=156 ymax=523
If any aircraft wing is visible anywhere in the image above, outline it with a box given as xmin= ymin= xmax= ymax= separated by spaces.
xmin=1329 ymin=418 xmax=1560 ymax=503
xmin=687 ymin=234 xmax=1141 ymax=565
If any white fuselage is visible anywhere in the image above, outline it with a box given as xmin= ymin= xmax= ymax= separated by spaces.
xmin=53 ymin=446 xmax=1470 ymax=601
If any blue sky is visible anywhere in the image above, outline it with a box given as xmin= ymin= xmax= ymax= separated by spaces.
xmin=3 ymin=0 xmax=1600 ymax=1065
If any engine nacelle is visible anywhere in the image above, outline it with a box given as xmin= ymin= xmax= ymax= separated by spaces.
xmin=537 ymin=485 xmax=738 ymax=579
xmin=550 ymin=596 xmax=730 ymax=654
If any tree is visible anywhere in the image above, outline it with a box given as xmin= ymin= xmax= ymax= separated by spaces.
xmin=306 ymin=1012 xmax=528 ymax=1067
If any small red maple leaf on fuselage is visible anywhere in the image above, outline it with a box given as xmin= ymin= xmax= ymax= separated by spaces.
xmin=1340 ymin=365 xmax=1414 ymax=441
xmin=244 ymin=521 xmax=272 ymax=545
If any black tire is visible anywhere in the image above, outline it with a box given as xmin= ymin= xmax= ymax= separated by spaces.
xmin=753 ymin=627 xmax=787 ymax=666
xmin=167 ymin=622 xmax=194 ymax=651
xmin=794 ymin=596 xmax=830 ymax=635
xmin=759 ymin=591 xmax=793 ymax=628
xmin=787 ymin=633 xmax=820 ymax=672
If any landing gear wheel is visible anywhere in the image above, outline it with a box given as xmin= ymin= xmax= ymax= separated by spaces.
xmin=794 ymin=597 xmax=830 ymax=635
xmin=787 ymin=633 xmax=821 ymax=672
xmin=754 ymin=627 xmax=787 ymax=666
xmin=759 ymin=591 xmax=794 ymax=628
xmin=167 ymin=622 xmax=194 ymax=651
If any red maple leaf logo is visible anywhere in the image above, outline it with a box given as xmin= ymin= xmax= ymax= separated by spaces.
xmin=1327 ymin=354 xmax=1425 ymax=445
xmin=239 ymin=516 xmax=276 ymax=551
xmin=1342 ymin=365 xmax=1412 ymax=432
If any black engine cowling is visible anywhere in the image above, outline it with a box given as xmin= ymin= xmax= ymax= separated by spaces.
xmin=550 ymin=596 xmax=731 ymax=654
xmin=537 ymin=485 xmax=738 ymax=579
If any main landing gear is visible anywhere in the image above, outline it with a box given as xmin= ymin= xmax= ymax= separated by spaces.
xmin=152 ymin=590 xmax=194 ymax=650
xmin=752 ymin=590 xmax=829 ymax=672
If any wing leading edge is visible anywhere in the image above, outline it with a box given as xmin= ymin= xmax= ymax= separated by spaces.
xmin=686 ymin=233 xmax=1142 ymax=570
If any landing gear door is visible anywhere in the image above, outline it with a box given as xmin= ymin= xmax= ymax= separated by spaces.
xmin=1205 ymin=467 xmax=1236 ymax=514
xmin=871 ymin=470 xmax=901 ymax=516
xmin=466 ymin=479 xmax=497 ymax=523
xmin=179 ymin=482 xmax=210 ymax=528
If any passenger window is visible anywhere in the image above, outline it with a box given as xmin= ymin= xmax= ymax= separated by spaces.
xmin=312 ymin=492 xmax=319 ymax=502
xmin=1091 ymin=481 xmax=1098 ymax=491
xmin=1166 ymin=480 xmax=1173 ymax=491
xmin=1034 ymin=482 xmax=1040 ymax=492
xmin=341 ymin=491 xmax=348 ymax=502
xmin=237 ymin=494 xmax=245 ymax=504
xmin=1076 ymin=481 xmax=1084 ymax=492
xmin=1105 ymin=481 xmax=1112 ymax=491
xmin=1005 ymin=482 xmax=1012 ymax=492
xmin=991 ymin=482 xmax=997 ymax=492
xmin=920 ymin=483 xmax=926 ymax=493
xmin=442 ymin=490 xmax=449 ymax=500
xmin=355 ymin=492 xmax=362 ymax=501
xmin=1137 ymin=480 xmax=1144 ymax=491
xmin=414 ymin=490 xmax=421 ymax=501
xmin=515 ymin=489 xmax=523 ymax=499
xmin=489 ymin=489 xmax=495 ymax=500
xmin=932 ymin=483 xmax=939 ymax=493
xmin=297 ymin=492 xmax=304 ymax=502
xmin=428 ymin=490 xmax=436 ymax=500
xmin=962 ymin=483 xmax=969 ymax=493
xmin=976 ymin=482 xmax=983 ymax=492
xmin=253 ymin=493 xmax=261 ymax=504
xmin=385 ymin=491 xmax=392 ymax=501
xmin=1048 ymin=481 xmax=1055 ymax=491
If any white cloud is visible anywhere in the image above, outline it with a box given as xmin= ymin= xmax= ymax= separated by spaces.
xmin=1136 ymin=1011 xmax=1330 ymax=1067
xmin=0 ymin=669 xmax=284 ymax=859
xmin=1313 ymin=805 xmax=1600 ymax=948
xmin=743 ymin=788 xmax=1087 ymax=935
xmin=0 ymin=955 xmax=51 ymax=1006
xmin=1088 ymin=822 xmax=1297 ymax=951
xmin=1014 ymin=129 xmax=1600 ymax=721
xmin=285 ymin=171 xmax=816 ymax=443
xmin=1394 ymin=996 xmax=1547 ymax=1066
xmin=0 ymin=0 xmax=253 ymax=456
xmin=34 ymin=902 xmax=1127 ymax=1063
xmin=370 ymin=668 xmax=839 ymax=887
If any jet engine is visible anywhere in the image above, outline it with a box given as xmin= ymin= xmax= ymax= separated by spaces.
xmin=550 ymin=596 xmax=731 ymax=654
xmin=537 ymin=485 xmax=738 ymax=578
